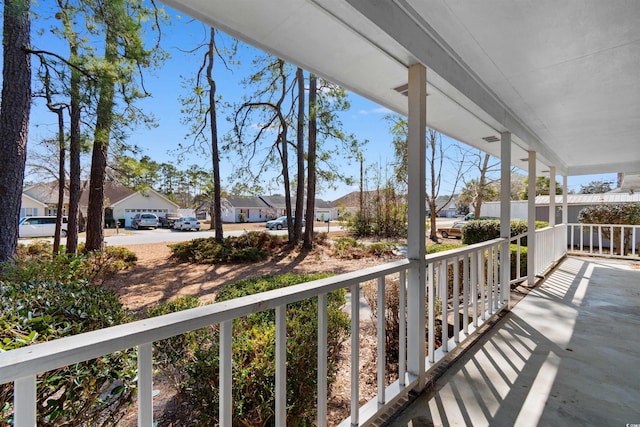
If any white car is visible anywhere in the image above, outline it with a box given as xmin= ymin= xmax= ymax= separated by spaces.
xmin=19 ymin=216 xmax=68 ymax=238
xmin=173 ymin=217 xmax=201 ymax=231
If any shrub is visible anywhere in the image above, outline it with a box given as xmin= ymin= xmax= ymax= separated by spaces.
xmin=578 ymin=203 xmax=640 ymax=255
xmin=332 ymin=237 xmax=396 ymax=259
xmin=462 ymin=219 xmax=549 ymax=245
xmin=152 ymin=274 xmax=350 ymax=426
xmin=169 ymin=231 xmax=285 ymax=264
xmin=0 ymin=281 xmax=136 ymax=426
xmin=2 ymin=243 xmax=136 ymax=285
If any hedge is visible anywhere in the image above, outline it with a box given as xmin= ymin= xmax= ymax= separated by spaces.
xmin=462 ymin=219 xmax=548 ymax=245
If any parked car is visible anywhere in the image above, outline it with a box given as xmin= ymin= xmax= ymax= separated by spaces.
xmin=173 ymin=217 xmax=201 ymax=231
xmin=437 ymin=221 xmax=465 ymax=239
xmin=265 ymin=216 xmax=305 ymax=230
xmin=131 ymin=213 xmax=159 ymax=230
xmin=18 ymin=216 xmax=68 ymax=238
xmin=158 ymin=212 xmax=180 ymax=228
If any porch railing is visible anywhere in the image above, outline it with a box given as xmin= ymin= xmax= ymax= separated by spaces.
xmin=1 ymin=231 xmax=569 ymax=426
xmin=567 ymin=223 xmax=640 ymax=260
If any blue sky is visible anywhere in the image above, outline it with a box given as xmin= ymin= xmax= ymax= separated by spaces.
xmin=16 ymin=2 xmax=617 ymax=200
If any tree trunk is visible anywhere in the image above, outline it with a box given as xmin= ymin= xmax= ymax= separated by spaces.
xmin=0 ymin=0 xmax=31 ymax=262
xmin=303 ymin=75 xmax=317 ymax=248
xmin=86 ymin=19 xmax=118 ymax=252
xmin=294 ymin=67 xmax=305 ymax=243
xmin=66 ymin=49 xmax=81 ymax=254
xmin=53 ymin=109 xmax=65 ymax=254
xmin=207 ymin=28 xmax=224 ymax=243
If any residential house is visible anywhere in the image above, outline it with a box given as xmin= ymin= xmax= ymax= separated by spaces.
xmin=23 ymin=182 xmax=70 ymax=216
xmin=78 ymin=182 xmax=180 ymax=228
xmin=19 ymin=193 xmax=48 ymax=218
xmin=218 ymin=196 xmax=268 ymax=223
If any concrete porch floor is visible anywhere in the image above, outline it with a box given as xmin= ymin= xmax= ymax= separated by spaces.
xmin=386 ymin=256 xmax=640 ymax=427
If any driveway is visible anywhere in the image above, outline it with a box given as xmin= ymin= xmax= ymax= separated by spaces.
xmin=18 ymin=223 xmax=346 ymax=246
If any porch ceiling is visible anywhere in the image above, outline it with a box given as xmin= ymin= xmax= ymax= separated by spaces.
xmin=161 ymin=0 xmax=640 ymax=176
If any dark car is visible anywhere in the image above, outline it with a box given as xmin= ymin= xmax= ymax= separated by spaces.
xmin=159 ymin=212 xmax=180 ymax=228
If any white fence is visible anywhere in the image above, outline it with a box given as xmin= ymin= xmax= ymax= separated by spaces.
xmin=1 ymin=230 xmax=572 ymax=426
xmin=567 ymin=223 xmax=640 ymax=260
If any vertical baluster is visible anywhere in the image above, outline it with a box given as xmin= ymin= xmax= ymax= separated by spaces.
xmin=471 ymin=252 xmax=478 ymax=327
xmin=633 ymin=227 xmax=637 ymax=257
xmin=570 ymin=225 xmax=575 ymax=253
xmin=317 ymin=293 xmax=328 ymax=427
xmin=610 ymin=225 xmax=614 ymax=256
xmin=399 ymin=271 xmax=407 ymax=386
xmin=479 ymin=250 xmax=486 ymax=321
xmin=14 ymin=375 xmax=36 ymax=427
xmin=138 ymin=342 xmax=153 ymax=427
xmin=428 ymin=262 xmax=435 ymax=363
xmin=453 ymin=256 xmax=460 ymax=344
xmin=494 ymin=245 xmax=500 ymax=309
xmin=350 ymin=283 xmax=360 ymax=425
xmin=462 ymin=254 xmax=469 ymax=334
xmin=275 ymin=305 xmax=286 ymax=425
xmin=580 ymin=224 xmax=584 ymax=252
xmin=487 ymin=248 xmax=493 ymax=315
xmin=598 ymin=225 xmax=602 ymax=254
xmin=439 ymin=261 xmax=448 ymax=353
xmin=621 ymin=226 xmax=625 ymax=256
xmin=377 ymin=276 xmax=386 ymax=404
xmin=220 ymin=320 xmax=232 ymax=427
xmin=516 ymin=237 xmax=521 ymax=281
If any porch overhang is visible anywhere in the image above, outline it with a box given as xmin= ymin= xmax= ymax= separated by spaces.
xmin=160 ymin=0 xmax=640 ymax=176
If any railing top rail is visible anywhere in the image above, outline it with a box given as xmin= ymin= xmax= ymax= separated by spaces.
xmin=0 ymin=258 xmax=414 ymax=385
xmin=424 ymin=237 xmax=505 ymax=263
xmin=567 ymin=223 xmax=640 ymax=227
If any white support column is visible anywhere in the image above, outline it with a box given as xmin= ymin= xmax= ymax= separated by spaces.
xmin=406 ymin=63 xmax=426 ymax=389
xmin=500 ymin=132 xmax=511 ymax=305
xmin=562 ymin=176 xmax=568 ymax=224
xmin=549 ymin=166 xmax=556 ymax=227
xmin=527 ymin=151 xmax=537 ymax=287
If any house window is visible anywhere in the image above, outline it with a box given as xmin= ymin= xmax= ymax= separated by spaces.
xmin=24 ymin=207 xmax=37 ymax=217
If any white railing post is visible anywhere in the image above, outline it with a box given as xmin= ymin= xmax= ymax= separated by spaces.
xmin=527 ymin=151 xmax=537 ymax=286
xmin=462 ymin=255 xmax=469 ymax=334
xmin=439 ymin=261 xmax=448 ymax=353
xmin=453 ymin=256 xmax=460 ymax=343
xmin=137 ymin=342 xmax=153 ymax=427
xmin=428 ymin=262 xmax=435 ymax=363
xmin=406 ymin=62 xmax=426 ymax=390
xmin=350 ymin=284 xmax=360 ymax=425
xmin=398 ymin=271 xmax=407 ymax=386
xmin=275 ymin=305 xmax=287 ymax=425
xmin=500 ymin=131 xmax=512 ymax=307
xmin=317 ymin=293 xmax=328 ymax=427
xmin=377 ymin=277 xmax=386 ymax=404
xmin=14 ymin=375 xmax=36 ymax=427
xmin=220 ymin=320 xmax=232 ymax=427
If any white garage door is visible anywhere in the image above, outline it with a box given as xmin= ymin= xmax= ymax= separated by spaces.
xmin=124 ymin=208 xmax=168 ymax=227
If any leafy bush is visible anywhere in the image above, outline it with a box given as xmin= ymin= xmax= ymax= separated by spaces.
xmin=147 ymin=296 xmax=204 ymax=387
xmin=152 ymin=274 xmax=350 ymax=426
xmin=0 ymin=281 xmax=136 ymax=426
xmin=3 ymin=242 xmax=137 ymax=285
xmin=462 ymin=219 xmax=549 ymax=245
xmin=332 ymin=237 xmax=396 ymax=259
xmin=578 ymin=203 xmax=640 ymax=255
xmin=169 ymin=231 xmax=285 ymax=264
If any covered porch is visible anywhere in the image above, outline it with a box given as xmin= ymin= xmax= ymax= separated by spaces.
xmin=387 ymin=256 xmax=640 ymax=426
xmin=2 ymin=1 xmax=640 ymax=426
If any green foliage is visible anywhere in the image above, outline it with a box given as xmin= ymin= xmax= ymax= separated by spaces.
xmin=0 ymin=281 xmax=136 ymax=426
xmin=510 ymin=244 xmax=528 ymax=280
xmin=461 ymin=219 xmax=548 ymax=245
xmin=151 ymin=274 xmax=350 ymax=426
xmin=1 ymin=242 xmax=136 ymax=285
xmin=332 ymin=237 xmax=396 ymax=259
xmin=347 ymin=183 xmax=408 ymax=239
xmin=169 ymin=231 xmax=285 ymax=264
xmin=578 ymin=203 xmax=640 ymax=255
xmin=426 ymin=243 xmax=464 ymax=254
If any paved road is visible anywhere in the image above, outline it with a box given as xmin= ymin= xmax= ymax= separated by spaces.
xmin=19 ymin=225 xmax=346 ymax=246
